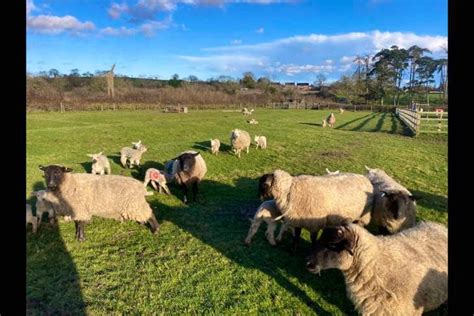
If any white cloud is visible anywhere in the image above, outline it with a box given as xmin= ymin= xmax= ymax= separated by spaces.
xmin=371 ymin=30 xmax=447 ymax=53
xmin=256 ymin=27 xmax=264 ymax=34
xmin=141 ymin=16 xmax=173 ymax=36
xmin=108 ymin=2 xmax=129 ymax=19
xmin=178 ymin=54 xmax=266 ymax=72
xmin=27 ymin=15 xmax=95 ymax=34
xmin=27 ymin=0 xmax=36 ymax=16
xmin=340 ymin=55 xmax=356 ymax=64
xmin=100 ymin=26 xmax=137 ymax=36
xmin=324 ymin=59 xmax=333 ymax=64
xmin=269 ymin=63 xmax=335 ymax=75
xmin=231 ymin=39 xmax=242 ymax=45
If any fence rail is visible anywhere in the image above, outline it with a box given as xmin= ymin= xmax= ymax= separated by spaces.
xmin=396 ymin=108 xmax=448 ymax=136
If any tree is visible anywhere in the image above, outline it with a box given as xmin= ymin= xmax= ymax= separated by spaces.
xmin=415 ymin=56 xmax=437 ymax=105
xmin=82 ymin=72 xmax=93 ymax=77
xmin=315 ymin=73 xmax=327 ymax=88
xmin=187 ymin=75 xmax=199 ymax=82
xmin=168 ymin=74 xmax=182 ymax=88
xmin=407 ymin=45 xmax=431 ymax=103
xmin=241 ymin=72 xmax=256 ymax=89
xmin=48 ymin=68 xmax=61 ymax=78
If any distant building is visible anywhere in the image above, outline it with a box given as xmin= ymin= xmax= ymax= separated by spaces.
xmin=284 ymin=82 xmax=295 ymax=86
xmin=296 ymin=82 xmax=311 ymax=91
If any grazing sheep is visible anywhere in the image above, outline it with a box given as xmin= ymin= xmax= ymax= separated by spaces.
xmin=247 ymin=118 xmax=259 ymax=125
xmin=339 ymin=108 xmax=345 ymax=114
xmin=143 ymin=168 xmax=171 ymax=194
xmin=210 ymin=139 xmax=221 ymax=155
xmin=31 ymin=190 xmax=56 ymax=225
xmin=306 ymin=221 xmax=447 ymax=315
xmin=244 ymin=200 xmax=293 ymax=246
xmin=120 ymin=145 xmax=148 ymax=168
xmin=38 ymin=164 xmax=159 ymax=241
xmin=230 ymin=129 xmax=251 ymax=158
xmin=327 ymin=113 xmax=336 ymax=128
xmin=87 ymin=152 xmax=111 ymax=175
xmin=26 ymin=203 xmax=38 ymax=234
xmin=169 ymin=151 xmax=207 ymax=204
xmin=365 ymin=165 xmax=419 ymax=234
xmin=258 ymin=169 xmax=374 ymax=251
xmin=322 ymin=119 xmax=327 ymax=128
xmin=325 ymin=168 xmax=340 ymax=175
xmin=254 ymin=135 xmax=267 ymax=149
xmin=131 ymin=140 xmax=142 ymax=149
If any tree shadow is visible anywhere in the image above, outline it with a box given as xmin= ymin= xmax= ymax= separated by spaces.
xmin=409 ymin=190 xmax=448 ymax=213
xmin=27 ymin=181 xmax=87 ymax=315
xmin=150 ymin=176 xmax=355 ymax=314
xmin=335 ymin=113 xmax=374 ymax=130
xmin=350 ymin=113 xmax=378 ymax=131
xmin=372 ymin=112 xmax=387 ymax=132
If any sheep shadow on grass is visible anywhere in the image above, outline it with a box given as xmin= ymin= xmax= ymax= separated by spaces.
xmin=191 ymin=141 xmax=233 ymax=155
xmin=409 ymin=189 xmax=448 ymax=213
xmin=150 ymin=176 xmax=354 ymax=314
xmin=27 ymin=181 xmax=87 ymax=315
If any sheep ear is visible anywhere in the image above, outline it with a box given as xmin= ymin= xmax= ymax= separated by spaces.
xmin=38 ymin=165 xmax=46 ymax=171
xmin=98 ymin=152 xmax=103 ymax=156
xmin=87 ymin=154 xmax=94 ymax=157
xmin=364 ymin=165 xmax=371 ymax=171
xmin=62 ymin=167 xmax=73 ymax=173
xmin=192 ymin=152 xmax=200 ymax=157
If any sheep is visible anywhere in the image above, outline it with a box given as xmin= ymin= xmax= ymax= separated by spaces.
xmin=131 ymin=140 xmax=142 ymax=149
xmin=247 ymin=118 xmax=259 ymax=125
xmin=258 ymin=169 xmax=374 ymax=251
xmin=242 ymin=108 xmax=254 ymax=116
xmin=327 ymin=113 xmax=336 ymax=128
xmin=306 ymin=221 xmax=447 ymax=315
xmin=244 ymin=200 xmax=293 ymax=247
xmin=31 ymin=190 xmax=56 ymax=225
xmin=26 ymin=203 xmax=38 ymax=234
xmin=254 ymin=135 xmax=267 ymax=149
xmin=325 ymin=168 xmax=340 ymax=175
xmin=38 ymin=164 xmax=159 ymax=241
xmin=339 ymin=108 xmax=345 ymax=114
xmin=210 ymin=139 xmax=221 ymax=155
xmin=230 ymin=129 xmax=251 ymax=158
xmin=364 ymin=165 xmax=419 ymax=234
xmin=87 ymin=152 xmax=111 ymax=175
xmin=143 ymin=168 xmax=171 ymax=195
xmin=169 ymin=151 xmax=207 ymax=204
xmin=120 ymin=144 xmax=148 ymax=168
xmin=322 ymin=119 xmax=327 ymax=128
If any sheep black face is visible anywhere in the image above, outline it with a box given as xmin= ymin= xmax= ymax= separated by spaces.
xmin=258 ymin=173 xmax=274 ymax=200
xmin=176 ymin=152 xmax=199 ymax=173
xmin=306 ymin=225 xmax=356 ymax=275
xmin=380 ymin=191 xmax=419 ymax=233
xmin=39 ymin=165 xmax=73 ymax=191
xmin=173 ymin=152 xmax=201 ymax=204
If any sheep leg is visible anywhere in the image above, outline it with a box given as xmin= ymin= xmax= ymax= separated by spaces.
xmin=32 ymin=218 xmax=38 ymax=234
xmin=246 ymin=146 xmax=249 ymax=154
xmin=244 ymin=218 xmax=262 ymax=246
xmin=192 ymin=182 xmax=199 ymax=202
xmin=276 ymin=220 xmax=290 ymax=242
xmin=36 ymin=211 xmax=42 ymax=228
xmin=161 ymin=183 xmax=171 ymax=195
xmin=120 ymin=155 xmax=128 ymax=168
xmin=264 ymin=220 xmax=277 ymax=246
xmin=182 ymin=184 xmax=189 ymax=204
xmin=291 ymin=227 xmax=302 ymax=254
xmin=147 ymin=213 xmax=160 ymax=234
xmin=75 ymin=221 xmax=87 ymax=242
xmin=151 ymin=181 xmax=159 ymax=191
xmin=310 ymin=230 xmax=319 ymax=249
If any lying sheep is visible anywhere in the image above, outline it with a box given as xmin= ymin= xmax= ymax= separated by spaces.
xmin=327 ymin=113 xmax=336 ymax=128
xmin=169 ymin=151 xmax=207 ymax=204
xmin=244 ymin=200 xmax=293 ymax=247
xmin=120 ymin=145 xmax=148 ymax=168
xmin=210 ymin=139 xmax=221 ymax=155
xmin=306 ymin=221 xmax=447 ymax=315
xmin=230 ymin=129 xmax=251 ymax=158
xmin=26 ymin=203 xmax=38 ymax=234
xmin=254 ymin=135 xmax=267 ymax=149
xmin=31 ymin=190 xmax=55 ymax=225
xmin=247 ymin=119 xmax=258 ymax=125
xmin=87 ymin=152 xmax=111 ymax=175
xmin=143 ymin=168 xmax=171 ymax=195
xmin=258 ymin=169 xmax=374 ymax=251
xmin=132 ymin=140 xmax=142 ymax=149
xmin=365 ymin=165 xmax=419 ymax=234
xmin=322 ymin=119 xmax=327 ymax=128
xmin=38 ymin=164 xmax=159 ymax=241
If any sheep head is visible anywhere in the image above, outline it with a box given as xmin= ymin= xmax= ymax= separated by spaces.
xmin=379 ymin=191 xmax=419 ymax=232
xmin=258 ymin=173 xmax=274 ymax=200
xmin=173 ymin=152 xmax=200 ymax=172
xmin=39 ymin=165 xmax=73 ymax=191
xmin=306 ymin=224 xmax=356 ymax=275
xmin=87 ymin=152 xmax=103 ymax=163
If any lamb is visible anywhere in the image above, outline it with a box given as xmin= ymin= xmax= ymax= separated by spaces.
xmin=339 ymin=108 xmax=345 ymax=114
xmin=327 ymin=113 xmax=336 ymax=128
xmin=210 ymin=139 xmax=221 ymax=155
xmin=254 ymin=135 xmax=267 ymax=149
xmin=244 ymin=200 xmax=293 ymax=247
xmin=143 ymin=168 xmax=171 ymax=195
xmin=132 ymin=140 xmax=142 ymax=149
xmin=120 ymin=144 xmax=148 ymax=168
xmin=365 ymin=165 xmax=419 ymax=234
xmin=258 ymin=169 xmax=374 ymax=251
xmin=26 ymin=203 xmax=38 ymax=234
xmin=38 ymin=164 xmax=159 ymax=241
xmin=31 ymin=190 xmax=56 ymax=225
xmin=306 ymin=221 xmax=447 ymax=315
xmin=242 ymin=108 xmax=254 ymax=116
xmin=87 ymin=152 xmax=111 ymax=175
xmin=247 ymin=118 xmax=258 ymax=125
xmin=169 ymin=151 xmax=207 ymax=204
xmin=230 ymin=129 xmax=251 ymax=158
xmin=322 ymin=119 xmax=327 ymax=128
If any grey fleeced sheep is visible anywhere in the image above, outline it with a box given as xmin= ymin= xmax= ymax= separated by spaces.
xmin=169 ymin=151 xmax=207 ymax=203
xmin=365 ymin=165 xmax=419 ymax=234
xmin=38 ymin=164 xmax=159 ymax=241
xmin=258 ymin=169 xmax=374 ymax=250
xmin=87 ymin=152 xmax=111 ymax=175
xmin=244 ymin=200 xmax=293 ymax=246
xmin=210 ymin=139 xmax=221 ymax=155
xmin=31 ymin=190 xmax=56 ymax=225
xmin=26 ymin=203 xmax=38 ymax=234
xmin=327 ymin=113 xmax=336 ymax=128
xmin=230 ymin=129 xmax=251 ymax=158
xmin=120 ymin=145 xmax=148 ymax=168
xmin=143 ymin=168 xmax=171 ymax=194
xmin=254 ymin=135 xmax=267 ymax=149
xmin=306 ymin=221 xmax=447 ymax=315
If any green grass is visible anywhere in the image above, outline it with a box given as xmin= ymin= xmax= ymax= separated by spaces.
xmin=27 ymin=109 xmax=447 ymax=315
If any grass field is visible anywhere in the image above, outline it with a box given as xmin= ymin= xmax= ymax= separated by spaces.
xmin=26 ymin=109 xmax=447 ymax=315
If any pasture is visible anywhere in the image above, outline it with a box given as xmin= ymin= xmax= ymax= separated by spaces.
xmin=26 ymin=109 xmax=447 ymax=314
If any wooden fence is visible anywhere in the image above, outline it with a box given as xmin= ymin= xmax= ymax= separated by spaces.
xmin=396 ymin=108 xmax=448 ymax=136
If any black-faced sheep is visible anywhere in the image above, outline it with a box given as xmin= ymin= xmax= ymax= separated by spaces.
xmin=38 ymin=164 xmax=159 ymax=241
xmin=169 ymin=151 xmax=207 ymax=204
xmin=306 ymin=221 xmax=447 ymax=315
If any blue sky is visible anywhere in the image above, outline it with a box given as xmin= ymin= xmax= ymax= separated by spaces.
xmin=26 ymin=0 xmax=447 ymax=83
